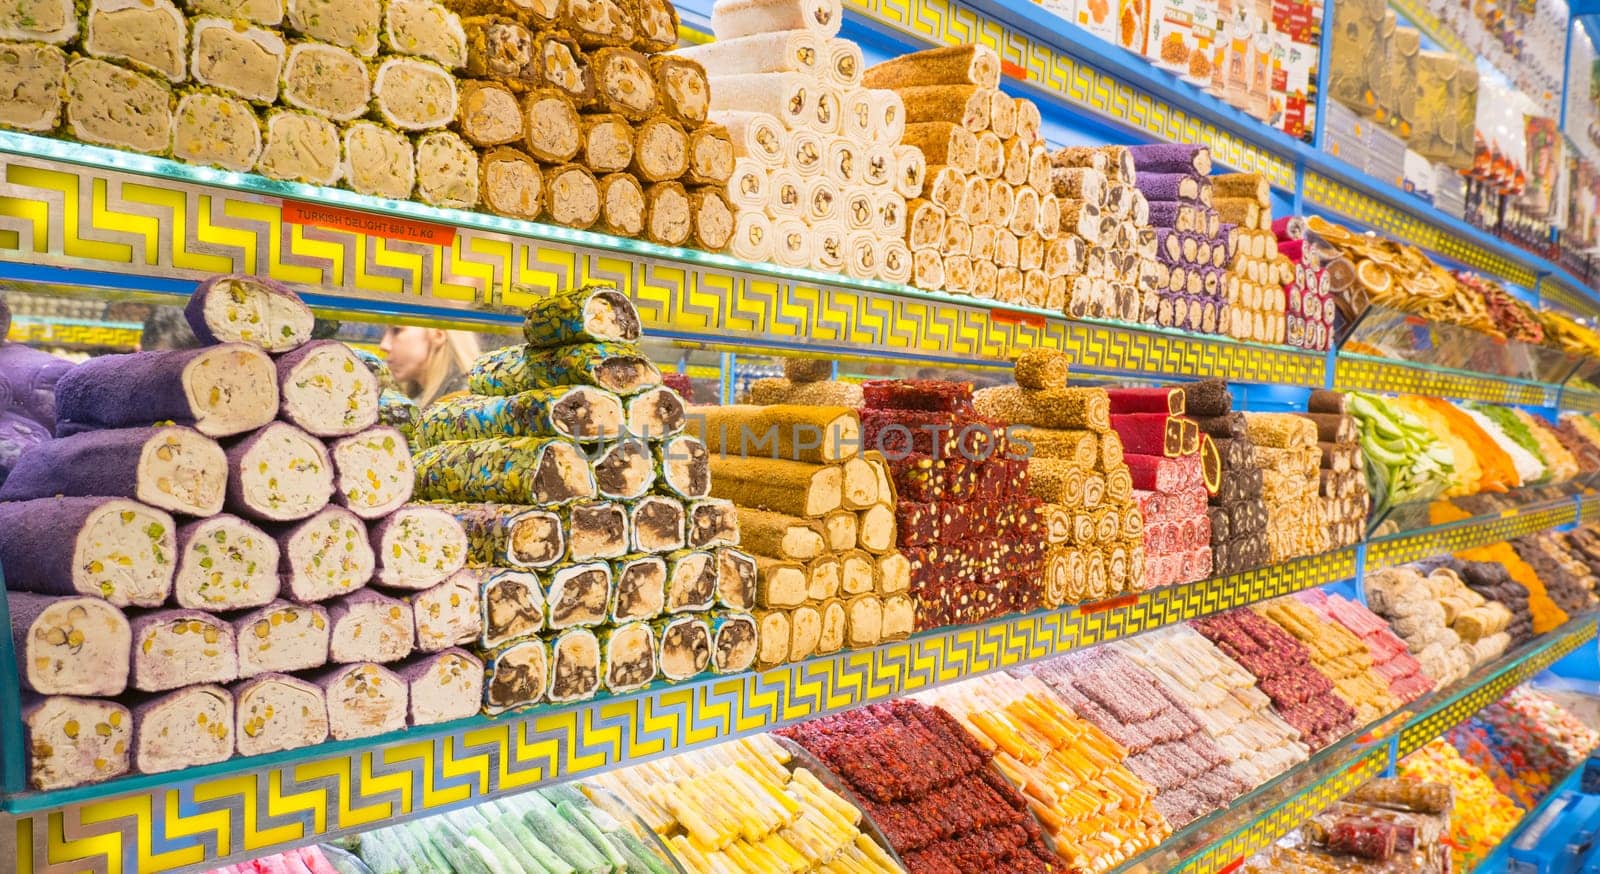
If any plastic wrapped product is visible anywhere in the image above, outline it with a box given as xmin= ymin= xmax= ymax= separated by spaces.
xmin=565 ymin=500 xmax=628 ymax=561
xmin=131 ymin=609 xmax=238 ymax=691
xmin=611 ymin=554 xmax=666 ymax=621
xmin=0 ymin=497 xmax=175 ymax=607
xmin=286 ymin=0 xmax=379 ymax=55
xmin=0 ymin=425 xmax=225 ymax=516
xmin=257 ymin=108 xmax=342 ymax=184
xmin=170 ymin=516 xmax=277 ymax=606
xmin=0 ymin=42 xmax=65 ymax=131
xmin=342 ymin=121 xmax=415 ymax=198
xmin=463 ymin=15 xmax=538 ymax=84
xmin=329 ymin=427 xmax=413 ymax=519
xmin=444 ymin=502 xmax=565 ymax=569
xmin=281 ymin=42 xmax=371 ymax=121
xmin=234 ymin=599 xmax=330 ymax=676
xmin=173 ymin=89 xmax=265 ymax=172
xmin=23 ymin=695 xmax=130 ymax=789
xmin=457 ymin=80 xmax=522 ymax=147
xmin=630 ymin=495 xmax=684 ymax=553
xmin=319 ymin=661 xmax=406 ymax=740
xmin=519 ymin=88 xmax=580 ymax=162
xmin=601 ymin=621 xmax=657 ymax=693
xmin=406 ymin=571 xmax=480 ymax=651
xmin=184 ymin=274 xmax=313 ymax=353
xmin=131 ymin=685 xmax=233 ymax=773
xmin=547 ymin=562 xmax=612 ymax=629
xmin=478 ymin=146 xmax=544 ymax=219
xmin=710 ymin=610 xmax=758 ymax=673
xmin=653 ymin=614 xmax=711 ymax=681
xmin=399 ymin=648 xmax=482 ymax=725
xmin=54 ymin=344 xmax=276 ymax=438
xmin=413 ymin=437 xmax=595 ymax=505
xmin=549 ymin=627 xmax=601 ymax=702
xmin=591 ymin=46 xmax=655 ymax=119
xmin=381 ymin=0 xmax=466 ymax=67
xmin=225 ymin=423 xmax=334 ymax=523
xmin=544 ymin=163 xmax=603 ymax=228
xmin=475 ymin=568 xmax=546 ymax=648
xmin=482 ymin=638 xmax=549 ymax=714
xmin=8 ymin=592 xmax=130 ymax=695
xmin=415 ymin=130 xmax=480 ymax=208
xmin=369 ymin=505 xmax=468 ymax=590
xmin=232 ymin=672 xmax=329 ymax=756
xmin=189 ymin=18 xmax=284 ymax=103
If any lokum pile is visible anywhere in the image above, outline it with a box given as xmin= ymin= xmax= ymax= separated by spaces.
xmin=1437 ymin=554 xmax=1552 ymax=641
xmin=590 ymin=734 xmax=904 ymax=872
xmin=1398 ymin=738 xmax=1524 ymax=870
xmin=746 ymin=356 xmax=866 ymax=407
xmin=1243 ymin=411 xmax=1329 ymax=562
xmin=1363 ymin=564 xmax=1489 ymax=685
xmin=1026 ymin=647 xmax=1249 ymax=827
xmin=1210 ymin=172 xmax=1301 ymax=346
xmin=1109 ymin=384 xmax=1215 ymax=588
xmin=415 ymin=285 xmax=761 ymax=711
xmin=778 ymin=699 xmax=1059 ymax=874
xmin=1510 ymin=532 xmax=1599 ymax=615
xmin=1189 ymin=607 xmax=1357 ymax=750
xmin=0 ymin=298 xmax=69 ymax=488
xmin=3 ymin=274 xmax=477 ymax=790
xmin=1185 ymin=378 xmax=1270 ymax=577
xmin=1045 ymin=144 xmax=1153 ymax=321
xmin=205 ymin=846 xmax=352 ymax=874
xmin=693 ymin=401 xmax=913 ymax=662
xmin=1253 ymin=597 xmax=1402 ymax=725
xmin=1302 ymin=391 xmax=1372 ymax=549
xmin=1241 ymin=777 xmax=1454 ymax=873
xmin=1297 ymin=589 xmax=1433 ymax=703
xmin=1274 ymin=214 xmax=1337 ymax=351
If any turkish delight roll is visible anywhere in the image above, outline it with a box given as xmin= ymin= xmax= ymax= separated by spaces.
xmin=463 ymin=15 xmax=537 ymax=84
xmin=382 ymin=0 xmax=466 ymax=67
xmin=475 ymin=568 xmax=547 ymax=648
xmin=665 ymin=549 xmax=716 ymax=613
xmin=185 ymin=274 xmax=313 ymax=353
xmin=653 ymin=613 xmax=711 ymax=681
xmin=257 ymin=109 xmax=342 ymax=184
xmin=8 ymin=592 xmax=130 ymax=695
xmin=632 ymin=0 xmax=677 ymax=49
xmin=2 ymin=0 xmax=74 ymax=42
xmin=406 ymin=571 xmax=480 ymax=651
xmin=189 ymin=18 xmax=284 ymax=102
xmin=232 ymin=673 xmax=328 ymax=756
xmin=0 ymin=497 xmax=175 ymax=607
xmin=518 ymin=88 xmax=580 ymax=162
xmin=275 ymin=506 xmax=374 ymax=602
xmin=56 ymin=343 xmax=277 ymax=438
xmin=327 ymin=589 xmax=415 ymax=664
xmin=0 ymin=42 xmax=65 ymax=131
xmin=173 ymin=90 xmax=263 ymax=171
xmin=542 ymin=630 xmax=602 ymax=704
xmin=478 ymin=146 xmax=543 ymax=219
xmin=330 ymin=427 xmax=413 ymax=518
xmin=131 ymin=685 xmax=233 ymax=773
xmin=483 ymin=637 xmax=548 ymax=713
xmin=522 ymin=284 xmax=641 ymax=348
xmin=582 ymin=114 xmax=633 ymax=172
xmin=286 ymin=0 xmax=379 ymax=55
xmin=281 ymin=42 xmax=371 ymax=121
xmin=370 ymin=505 xmax=468 ymax=590
xmin=592 ymin=46 xmax=656 ymax=119
xmin=24 ymin=695 xmax=130 ymax=789
xmin=711 ymin=610 xmax=758 ymax=673
xmin=547 ymin=562 xmax=612 ymax=629
xmin=470 ymin=343 xmax=660 ymax=397
xmin=445 ymin=502 xmax=565 ymax=569
xmin=544 ymin=163 xmax=602 ymax=227
xmin=623 ymin=387 xmax=684 ymax=440
xmin=413 ymin=437 xmax=595 ymax=505
xmin=399 ymin=648 xmax=482 ymax=725
xmin=537 ymin=32 xmax=592 ymax=104
xmin=565 ymin=501 xmax=629 ymax=561
xmin=711 ymin=0 xmax=841 ymax=38
xmin=342 ymin=121 xmax=415 ymax=199
xmin=687 ymin=499 xmax=739 ymax=549
xmin=651 ymin=55 xmax=708 ymax=125
xmin=601 ymin=621 xmax=657 ymax=693
xmin=630 ymin=120 xmax=689 ymax=184
xmin=457 ymin=80 xmax=521 ymax=147
xmin=64 ymin=56 xmax=173 ymax=153
xmin=592 ymin=439 xmax=656 ymax=499
xmin=597 ymin=172 xmax=645 ymax=236
xmin=0 ymin=425 xmax=226 ymax=516
xmin=611 ymin=554 xmax=666 ymax=622
xmin=319 ymin=661 xmax=406 ymax=740
xmin=630 ymin=495 xmax=684 ymax=553
xmin=788 ymin=603 xmax=821 ymax=660
xmin=131 ymin=609 xmax=239 ymax=691
xmin=234 ymin=600 xmax=330 ymax=676
xmin=562 ymin=0 xmax=634 ymax=46
xmin=225 ymin=423 xmax=334 ymax=523
xmin=755 ymin=610 xmax=789 ymax=668
xmin=654 ymin=434 xmax=710 ymax=500
xmin=416 ymin=131 xmax=480 ymax=208
xmin=687 ymin=125 xmax=734 ymax=185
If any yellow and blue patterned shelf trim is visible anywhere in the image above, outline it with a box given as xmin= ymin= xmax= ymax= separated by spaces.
xmin=1334 ymin=355 xmax=1559 ymax=407
xmin=4 ymin=320 xmax=141 ymax=351
xmin=1364 ymin=500 xmax=1579 ymax=571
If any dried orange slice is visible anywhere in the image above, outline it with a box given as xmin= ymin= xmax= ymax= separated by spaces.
xmin=1356 ymin=259 xmax=1392 ymax=295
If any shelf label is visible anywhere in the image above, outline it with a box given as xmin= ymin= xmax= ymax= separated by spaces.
xmin=1000 ymin=60 xmax=1027 ymax=80
xmin=283 ymin=200 xmax=456 ymax=246
xmin=1080 ymin=593 xmax=1140 ymax=614
xmin=989 ymin=307 xmax=1048 ymax=329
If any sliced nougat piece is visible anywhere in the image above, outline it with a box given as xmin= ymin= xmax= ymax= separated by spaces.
xmin=9 ymin=592 xmax=131 ymax=695
xmin=601 ymin=621 xmax=656 ymax=693
xmin=382 ymin=0 xmax=467 ymax=67
xmin=327 ymin=589 xmax=416 ymax=664
xmin=63 ymin=56 xmax=172 ymax=155
xmin=562 ymin=0 xmax=633 ymax=47
xmin=232 ymin=673 xmax=329 ymax=756
xmin=234 ymin=600 xmax=331 ymax=677
xmin=544 ymin=163 xmax=601 ymax=228
xmin=711 ymin=611 xmax=758 ymax=673
xmin=1 ymin=0 xmax=76 ymax=43
xmin=406 ymin=571 xmax=482 ymax=652
xmin=370 ymin=505 xmax=469 ymax=590
xmin=225 ymin=422 xmax=334 ymax=523
xmin=483 ymin=638 xmax=548 ymax=714
xmin=610 ymin=554 xmax=666 ymax=622
xmin=330 ymin=427 xmax=414 ymax=519
xmin=547 ymin=562 xmax=612 ymax=630
xmin=0 ymin=497 xmax=176 ymax=608
xmin=399 ymin=648 xmax=483 ymax=725
xmin=23 ymin=695 xmax=130 ymax=789
xmin=476 ymin=568 xmax=547 ymax=649
xmin=275 ymin=506 xmax=376 ymax=602
xmin=190 ymin=18 xmax=285 ymax=103
xmin=520 ymin=88 xmax=581 ymax=162
xmin=275 ymin=340 xmax=380 ymax=438
xmin=479 ymin=146 xmax=544 ymax=219
xmin=174 ymin=91 xmax=264 ymax=173
xmin=598 ymin=172 xmax=646 ymax=237
xmin=631 ymin=117 xmax=688 ymax=182
xmin=416 ymin=130 xmax=480 ymax=208
xmin=591 ymin=46 xmax=655 ymax=119
xmin=131 ymin=684 xmax=234 ymax=773
xmin=131 ymin=610 xmax=238 ymax=692
xmin=373 ymin=57 xmax=457 ymax=130
xmin=457 ymin=80 xmax=523 ymax=147
xmin=582 ymin=113 xmax=634 ymax=173
xmin=280 ymin=41 xmax=371 ymax=121
xmin=319 ymin=662 xmax=407 ymax=740
xmin=538 ymin=31 xmax=592 ymax=104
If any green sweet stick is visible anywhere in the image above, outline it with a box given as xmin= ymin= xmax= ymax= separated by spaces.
xmin=517 ymin=790 xmax=610 ymax=873
xmin=469 ymin=342 xmax=662 ymax=397
xmin=436 ymin=503 xmax=566 ymax=570
xmin=413 ymin=438 xmax=596 ymax=505
xmin=400 ymin=822 xmax=454 ymax=873
xmin=416 ymin=386 xmax=626 ymax=446
xmin=424 ymin=818 xmax=492 ymax=874
xmin=554 ymin=800 xmax=627 ymax=870
xmin=519 ymin=284 xmax=642 ymax=348
xmin=486 ymin=813 xmax=573 ymax=874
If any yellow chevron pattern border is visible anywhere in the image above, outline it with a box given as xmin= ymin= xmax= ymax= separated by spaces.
xmin=1562 ymin=389 xmax=1600 ymax=415
xmin=1582 ymin=495 xmax=1600 ymax=524
xmin=1334 ymin=355 xmax=1558 ymax=406
xmin=1364 ymin=502 xmax=1579 ymax=571
xmin=1542 ymin=277 xmax=1595 ymax=317
xmin=4 ymin=321 xmax=141 ymax=350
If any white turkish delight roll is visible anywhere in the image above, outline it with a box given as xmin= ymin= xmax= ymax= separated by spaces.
xmin=342 ymin=121 xmax=415 ymax=199
xmin=479 ymin=146 xmax=544 ymax=219
xmin=276 ymin=340 xmax=380 ymax=438
xmin=373 ymin=57 xmax=457 ymax=130
xmin=65 ymin=57 xmax=173 ymax=154
xmin=405 ymin=571 xmax=481 ymax=651
xmin=547 ymin=562 xmax=612 ymax=629
xmin=275 ymin=506 xmax=374 ymax=602
xmin=173 ymin=514 xmax=279 ymax=611
xmin=601 ymin=621 xmax=656 ymax=693
xmin=382 ymin=0 xmax=465 ymax=67
xmin=610 ymin=554 xmax=665 ymax=622
xmin=232 ymin=672 xmax=328 ymax=755
xmin=330 ymin=427 xmax=413 ymax=519
xmin=173 ymin=90 xmax=264 ymax=172
xmin=629 ymin=495 xmax=683 ymax=553
xmin=286 ymin=0 xmax=379 ymax=56
xmin=0 ymin=42 xmax=65 ymax=131
xmin=665 ymin=549 xmax=715 ymax=613
xmin=482 ymin=637 xmax=548 ymax=713
xmin=318 ymin=661 xmax=406 ymax=740
xmin=225 ymin=422 xmax=335 ymax=523
xmin=0 ymin=425 xmax=227 ymax=517
xmin=84 ymin=0 xmax=186 ymax=81
xmin=130 ymin=684 xmax=234 ymax=773
xmin=327 ymin=588 xmax=415 ymax=663
xmin=457 ymin=80 xmax=522 ymax=147
xmin=0 ymin=497 xmax=176 ymax=608
xmin=234 ymin=599 xmax=330 ymax=676
xmin=370 ymin=505 xmax=468 ymax=590
xmin=416 ymin=130 xmax=480 ymax=208
xmin=24 ymin=695 xmax=130 ymax=789
xmin=185 ymin=274 xmax=313 ymax=353
xmin=475 ymin=568 xmax=546 ymax=648
xmin=654 ymin=614 xmax=710 ymax=681
xmin=131 ymin=610 xmax=239 ymax=691
xmin=257 ymin=108 xmax=342 ymax=185
xmin=9 ymin=592 xmax=131 ymax=695
xmin=184 ymin=0 xmax=283 ymax=25
xmin=398 ymin=648 xmax=482 ymax=725
xmin=189 ymin=18 xmax=285 ymax=104
xmin=548 ymin=627 xmax=600 ymax=702
xmin=280 ymin=41 xmax=371 ymax=121
xmin=2 ymin=0 xmax=74 ymax=42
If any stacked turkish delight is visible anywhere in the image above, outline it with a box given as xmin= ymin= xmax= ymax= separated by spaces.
xmin=1243 ymin=412 xmax=1329 ymax=562
xmin=1253 ymin=597 xmax=1403 ymax=726
xmin=1112 ymin=625 xmax=1310 ymax=788
xmin=1130 ymin=145 xmax=1226 ymax=334
xmin=1183 ymin=378 xmax=1270 ymax=577
xmin=3 ymin=274 xmax=477 ymax=790
xmin=917 ymin=671 xmax=1172 ymax=870
xmin=416 ymin=285 xmax=760 ymax=711
xmin=1189 ymin=607 xmax=1358 ymax=751
xmin=691 ymin=402 xmax=913 ymax=663
xmin=1274 ymin=215 xmax=1336 ymax=350
xmin=1297 ymin=589 xmax=1433 ymax=703
xmin=1361 ymin=564 xmax=1481 ymax=686
xmin=1045 ymin=144 xmax=1154 ymax=321
xmin=746 ymin=356 xmax=865 ymax=407
xmin=973 ymin=353 xmax=1143 ymax=602
xmin=1213 ymin=175 xmax=1298 ymax=346
xmin=778 ymin=699 xmax=1059 ymax=874
xmin=1302 ymin=391 xmax=1371 ymax=548
xmin=1108 ymin=385 xmax=1213 ymax=589
xmin=1026 ymin=646 xmax=1249 ymax=827
xmin=0 ymin=306 xmax=69 ymax=489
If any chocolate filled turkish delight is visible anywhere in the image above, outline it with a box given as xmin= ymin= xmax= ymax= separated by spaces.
xmin=592 ymin=439 xmax=656 ymax=499
xmin=547 ymin=562 xmax=613 ymax=629
xmin=418 ymin=386 xmax=626 ymax=446
xmin=549 ymin=627 xmax=601 ymax=702
xmin=716 ymin=547 xmax=758 ymax=610
xmin=654 ymin=614 xmax=712 ymax=681
xmin=629 ymin=495 xmax=685 ymax=552
xmin=445 ymin=502 xmax=566 ymax=569
xmin=601 ymin=621 xmax=657 ymax=693
xmin=413 ymin=437 xmax=595 ymax=505
xmin=482 ymin=637 xmax=549 ymax=714
xmin=476 ymin=568 xmax=547 ymax=648
xmin=610 ymin=554 xmax=667 ymax=622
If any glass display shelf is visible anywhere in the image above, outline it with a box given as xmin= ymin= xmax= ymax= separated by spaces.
xmin=1369 ymin=482 xmax=1594 ymax=541
xmin=1363 ymin=491 xmax=1586 ymax=572
xmin=1337 ymin=300 xmax=1587 ymax=393
xmin=1471 ymin=764 xmax=1587 ymax=873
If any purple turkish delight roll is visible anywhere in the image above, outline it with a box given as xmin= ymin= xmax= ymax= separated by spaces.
xmin=23 ymin=694 xmax=131 ymax=789
xmin=232 ymin=672 xmax=329 ymax=756
xmin=398 ymin=648 xmax=483 ymax=725
xmin=274 ymin=340 xmax=381 ymax=438
xmin=185 ymin=274 xmax=316 ymax=353
xmin=54 ymin=343 xmax=278 ymax=438
xmin=317 ymin=661 xmax=407 ymax=740
xmin=9 ymin=591 xmax=131 ymax=695
xmin=173 ymin=514 xmax=279 ymax=611
xmin=0 ymin=342 xmax=73 ymax=427
xmin=130 ymin=684 xmax=234 ymax=773
xmin=329 ymin=426 xmax=414 ymax=519
xmin=274 ymin=506 xmax=376 ymax=602
xmin=1135 ymin=171 xmax=1204 ymax=203
xmin=234 ymin=600 xmax=330 ymax=677
xmin=406 ymin=572 xmax=481 ymax=652
xmin=0 ymin=412 xmax=51 ymax=487
xmin=1128 ymin=143 xmax=1211 ymax=175
xmin=0 ymin=497 xmax=176 ymax=607
xmin=130 ymin=610 xmax=239 ymax=692
xmin=369 ymin=505 xmax=468 ymax=590
xmin=327 ymin=589 xmax=415 ymax=664
xmin=225 ymin=422 xmax=335 ymax=522
xmin=0 ymin=425 xmax=228 ymax=516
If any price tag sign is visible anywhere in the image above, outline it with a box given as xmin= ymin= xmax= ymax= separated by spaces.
xmin=283 ymin=200 xmax=456 ymax=246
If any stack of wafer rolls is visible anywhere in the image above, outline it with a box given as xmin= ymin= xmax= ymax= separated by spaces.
xmin=1302 ymin=390 xmax=1371 ymax=549
xmin=1274 ymin=214 xmax=1335 ymax=350
xmin=1242 ymin=412 xmax=1330 ymax=562
xmin=2 ymin=274 xmax=479 ymax=791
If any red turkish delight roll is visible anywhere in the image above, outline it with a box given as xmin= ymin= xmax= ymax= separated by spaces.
xmin=862 ymin=379 xmax=974 ymax=413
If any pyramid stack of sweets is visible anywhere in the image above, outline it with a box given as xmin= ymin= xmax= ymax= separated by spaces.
xmin=1360 ymin=564 xmax=1480 ymax=685
xmin=776 ymin=699 xmax=1060 ymax=874
xmin=1297 ymin=589 xmax=1433 ymax=703
xmin=1025 ymin=647 xmax=1250 ymax=828
xmin=412 ymin=285 xmax=761 ymax=713
xmin=1182 ymin=378 xmax=1269 ymax=577
xmin=587 ymin=734 xmax=906 ymax=873
xmin=1274 ymin=215 xmax=1336 ymax=350
xmin=2 ymin=275 xmax=482 ymax=791
xmin=1108 ymin=385 xmax=1214 ymax=590
xmin=972 ymin=352 xmax=1144 ymax=604
xmin=1189 ymin=608 xmax=1358 ymax=751
xmin=689 ymin=401 xmax=913 ymax=667
xmin=1045 ymin=143 xmax=1158 ymax=321
xmin=745 ymin=356 xmax=864 ymax=406
xmin=685 ymin=0 xmax=921 ymax=279
xmin=1252 ymin=597 xmax=1404 ymax=726
xmin=1511 ymin=532 xmax=1600 ymax=614
xmin=1111 ymin=625 xmax=1310 ymax=789
xmin=1242 ymin=412 xmax=1329 ymax=562
xmin=915 ymin=671 xmax=1172 ymax=871
xmin=1300 ymin=391 xmax=1371 ymax=549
